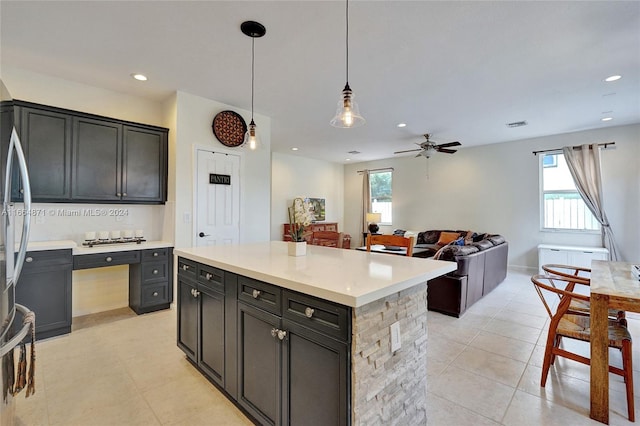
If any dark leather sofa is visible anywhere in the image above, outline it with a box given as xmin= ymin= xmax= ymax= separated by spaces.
xmin=412 ymin=230 xmax=508 ymax=317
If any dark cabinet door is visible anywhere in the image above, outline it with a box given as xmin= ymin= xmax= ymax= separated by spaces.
xmin=238 ymin=302 xmax=282 ymax=426
xmin=15 ymin=250 xmax=73 ymax=340
xmin=199 ymin=285 xmax=225 ymax=387
xmin=18 ymin=106 xmax=72 ymax=200
xmin=72 ymin=116 xmax=122 ymax=201
xmin=177 ymin=277 xmax=198 ymax=362
xmin=122 ymin=125 xmax=167 ymax=203
xmin=282 ymin=320 xmax=350 ymax=426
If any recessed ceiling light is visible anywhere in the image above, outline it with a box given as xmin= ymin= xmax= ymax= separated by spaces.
xmin=345 ymin=158 xmax=351 ymax=161
xmin=131 ymin=73 xmax=148 ymax=81
xmin=291 ymin=147 xmax=298 ymax=151
xmin=604 ymin=75 xmax=621 ymax=82
xmin=397 ymin=123 xmax=407 ymax=128
xmin=601 ymin=117 xmax=613 ymax=122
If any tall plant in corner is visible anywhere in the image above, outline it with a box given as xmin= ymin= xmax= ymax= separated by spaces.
xmin=288 ymin=197 xmax=313 ymax=242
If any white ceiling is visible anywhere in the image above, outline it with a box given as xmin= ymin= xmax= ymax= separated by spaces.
xmin=1 ymin=1 xmax=639 ymax=163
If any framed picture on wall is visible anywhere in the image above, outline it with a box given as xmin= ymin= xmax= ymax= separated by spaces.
xmin=307 ymin=198 xmax=325 ymax=222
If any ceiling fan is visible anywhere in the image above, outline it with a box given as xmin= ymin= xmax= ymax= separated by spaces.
xmin=393 ymin=134 xmax=461 ymax=159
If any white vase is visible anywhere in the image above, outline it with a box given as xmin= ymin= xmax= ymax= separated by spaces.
xmin=288 ymin=241 xmax=307 ymax=257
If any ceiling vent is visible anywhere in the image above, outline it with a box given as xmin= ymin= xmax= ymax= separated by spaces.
xmin=347 ymin=150 xmax=361 ymax=154
xmin=507 ymin=120 xmax=528 ymax=128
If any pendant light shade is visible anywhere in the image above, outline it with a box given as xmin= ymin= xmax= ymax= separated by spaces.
xmin=241 ymin=20 xmax=266 ymax=150
xmin=330 ymin=83 xmax=365 ymax=128
xmin=244 ymin=119 xmax=260 ymax=150
xmin=331 ymin=0 xmax=365 ymax=128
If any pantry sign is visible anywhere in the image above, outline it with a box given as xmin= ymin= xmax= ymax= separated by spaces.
xmin=209 ymin=174 xmax=231 ymax=185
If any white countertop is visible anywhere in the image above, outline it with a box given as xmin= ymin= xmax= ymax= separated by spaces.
xmin=175 ymin=241 xmax=457 ymax=308
xmin=73 ymin=240 xmax=173 ymax=255
xmin=26 ymin=240 xmax=77 ymax=252
xmin=22 ymin=240 xmax=173 ymax=254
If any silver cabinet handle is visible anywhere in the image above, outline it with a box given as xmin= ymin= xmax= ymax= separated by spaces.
xmin=19 ymin=188 xmax=24 ymax=194
xmin=153 ymin=252 xmax=159 ymax=257
xmin=116 ymin=192 xmax=121 ymax=197
xmin=305 ymin=307 xmax=315 ymax=318
xmin=190 ymin=288 xmax=199 ymax=298
xmin=270 ymin=328 xmax=287 ymax=341
xmin=25 ymin=257 xmax=33 ymax=263
xmin=152 ymin=291 xmax=158 ymax=297
xmin=105 ymin=256 xmax=112 ymax=262
xmin=123 ymin=193 xmax=127 ymax=197
xmin=252 ymin=289 xmax=261 ymax=299
xmin=153 ymin=269 xmax=159 ymax=275
xmin=205 ymin=273 xmax=212 ymax=280
xmin=182 ymin=264 xmax=190 ymax=271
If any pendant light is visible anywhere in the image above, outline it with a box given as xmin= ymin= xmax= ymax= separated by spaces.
xmin=241 ymin=20 xmax=266 ymax=150
xmin=330 ymin=0 xmax=365 ymax=128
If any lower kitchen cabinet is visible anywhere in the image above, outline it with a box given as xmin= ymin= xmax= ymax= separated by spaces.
xmin=177 ymin=262 xmax=226 ymax=388
xmin=283 ymin=320 xmax=349 ymax=426
xmin=15 ymin=249 xmax=73 ymax=340
xmin=176 ymin=256 xmax=351 ymax=426
xmin=238 ymin=302 xmax=282 ymax=426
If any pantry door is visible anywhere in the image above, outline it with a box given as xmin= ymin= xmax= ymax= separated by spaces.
xmin=195 ymin=150 xmax=240 ymax=246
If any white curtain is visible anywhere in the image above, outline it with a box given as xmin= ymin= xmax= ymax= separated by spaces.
xmin=563 ymin=144 xmax=621 ymax=261
xmin=361 ymin=170 xmax=370 ymax=246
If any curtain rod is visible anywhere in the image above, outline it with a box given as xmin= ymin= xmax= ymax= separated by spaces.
xmin=356 ymin=167 xmax=394 ymax=173
xmin=532 ymin=142 xmax=615 ymax=156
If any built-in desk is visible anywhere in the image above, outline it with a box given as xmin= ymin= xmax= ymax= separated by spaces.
xmin=16 ymin=240 xmax=173 ymax=340
xmin=73 ymin=242 xmax=174 ymax=315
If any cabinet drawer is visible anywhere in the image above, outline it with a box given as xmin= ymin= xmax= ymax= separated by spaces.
xmin=198 ymin=264 xmax=224 ymax=292
xmin=283 ymin=290 xmax=350 ymax=342
xmin=238 ymin=276 xmax=282 ymax=315
xmin=23 ymin=249 xmax=73 ymax=271
xmin=73 ymin=250 xmax=140 ymax=270
xmin=141 ymin=247 xmax=169 ymax=261
xmin=177 ymin=257 xmax=197 ymax=280
xmin=142 ymin=261 xmax=168 ymax=283
xmin=141 ymin=282 xmax=169 ymax=306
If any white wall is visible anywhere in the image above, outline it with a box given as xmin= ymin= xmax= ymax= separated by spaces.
xmin=271 ymin=152 xmax=345 ymax=240
xmin=344 ymin=124 xmax=640 ymax=269
xmin=172 ymin=91 xmax=271 ymax=249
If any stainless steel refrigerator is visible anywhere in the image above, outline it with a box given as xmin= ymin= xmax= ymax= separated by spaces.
xmin=0 ymin=79 xmax=33 ymax=425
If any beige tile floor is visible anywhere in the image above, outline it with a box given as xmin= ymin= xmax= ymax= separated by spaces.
xmin=12 ymin=269 xmax=640 ymax=425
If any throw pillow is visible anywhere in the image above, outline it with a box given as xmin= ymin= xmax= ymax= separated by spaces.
xmin=464 ymin=230 xmax=475 ymax=245
xmin=436 ymin=231 xmax=460 ymax=246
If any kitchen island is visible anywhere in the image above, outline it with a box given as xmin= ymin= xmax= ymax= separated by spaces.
xmin=175 ymin=241 xmax=455 ymax=425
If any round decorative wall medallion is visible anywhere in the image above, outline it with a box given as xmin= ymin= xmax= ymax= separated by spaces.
xmin=212 ymin=110 xmax=247 ymax=147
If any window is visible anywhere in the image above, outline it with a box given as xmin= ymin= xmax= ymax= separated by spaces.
xmin=540 ymin=153 xmax=599 ymax=231
xmin=370 ymin=170 xmax=392 ymax=224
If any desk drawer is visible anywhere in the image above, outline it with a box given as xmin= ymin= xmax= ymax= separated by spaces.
xmin=141 ymin=282 xmax=169 ymax=306
xmin=74 ymin=250 xmax=140 ymax=270
xmin=141 ymin=248 xmax=169 ymax=261
xmin=142 ymin=261 xmax=168 ymax=283
xmin=23 ymin=249 xmax=73 ymax=271
xmin=238 ymin=276 xmax=282 ymax=315
xmin=283 ymin=290 xmax=350 ymax=342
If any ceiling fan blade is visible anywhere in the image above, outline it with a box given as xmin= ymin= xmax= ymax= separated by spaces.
xmin=437 ymin=141 xmax=461 ymax=148
xmin=436 ymin=148 xmax=457 ymax=154
xmin=394 ymin=148 xmax=422 ymax=154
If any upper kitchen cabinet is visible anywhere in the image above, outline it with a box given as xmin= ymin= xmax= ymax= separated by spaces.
xmin=13 ymin=100 xmax=168 ymax=204
xmin=17 ymin=106 xmax=72 ymax=201
xmin=121 ymin=125 xmax=167 ymax=202
xmin=72 ymin=116 xmax=122 ymax=202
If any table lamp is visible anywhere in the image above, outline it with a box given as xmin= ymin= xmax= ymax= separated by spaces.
xmin=366 ymin=212 xmax=382 ymax=234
